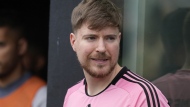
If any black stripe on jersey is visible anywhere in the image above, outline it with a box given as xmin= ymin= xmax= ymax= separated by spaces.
xmin=111 ymin=67 xmax=129 ymax=85
xmin=84 ymin=79 xmax=86 ymax=85
xmin=122 ymin=76 xmax=151 ymax=107
xmin=128 ymin=71 xmax=160 ymax=107
xmin=125 ymin=72 xmax=156 ymax=107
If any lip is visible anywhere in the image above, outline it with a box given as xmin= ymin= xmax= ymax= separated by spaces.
xmin=91 ymin=58 xmax=109 ymax=64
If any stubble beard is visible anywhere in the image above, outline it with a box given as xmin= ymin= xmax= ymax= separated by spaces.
xmin=0 ymin=58 xmax=20 ymax=79
xmin=83 ymin=63 xmax=116 ymax=78
xmin=77 ymin=53 xmax=118 ymax=78
xmin=0 ymin=65 xmax=15 ymax=79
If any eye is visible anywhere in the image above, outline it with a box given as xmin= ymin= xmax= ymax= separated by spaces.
xmin=106 ymin=36 xmax=116 ymax=42
xmin=86 ymin=36 xmax=96 ymax=41
xmin=0 ymin=42 xmax=6 ymax=47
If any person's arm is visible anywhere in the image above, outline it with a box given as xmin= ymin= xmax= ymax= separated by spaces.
xmin=32 ymin=86 xmax=47 ymax=107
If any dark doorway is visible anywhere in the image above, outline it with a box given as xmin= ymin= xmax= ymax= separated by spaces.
xmin=0 ymin=0 xmax=50 ymax=81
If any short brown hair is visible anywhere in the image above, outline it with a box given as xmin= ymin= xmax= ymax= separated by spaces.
xmin=71 ymin=0 xmax=122 ymax=32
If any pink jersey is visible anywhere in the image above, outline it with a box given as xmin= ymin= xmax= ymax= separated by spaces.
xmin=63 ymin=67 xmax=170 ymax=107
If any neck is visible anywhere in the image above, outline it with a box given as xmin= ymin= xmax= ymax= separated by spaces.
xmin=0 ymin=62 xmax=25 ymax=88
xmin=84 ymin=64 xmax=122 ymax=96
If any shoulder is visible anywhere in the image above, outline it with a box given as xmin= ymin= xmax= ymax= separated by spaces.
xmin=22 ymin=76 xmax=46 ymax=90
xmin=29 ymin=76 xmax=46 ymax=107
xmin=65 ymin=79 xmax=84 ymax=98
xmin=152 ymin=73 xmax=172 ymax=85
xmin=63 ymin=79 xmax=84 ymax=106
xmin=21 ymin=76 xmax=46 ymax=97
xmin=32 ymin=86 xmax=47 ymax=107
xmin=117 ymin=70 xmax=169 ymax=107
xmin=66 ymin=79 xmax=84 ymax=96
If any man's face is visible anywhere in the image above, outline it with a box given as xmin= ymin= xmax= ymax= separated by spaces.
xmin=0 ymin=27 xmax=20 ymax=78
xmin=70 ymin=24 xmax=121 ymax=78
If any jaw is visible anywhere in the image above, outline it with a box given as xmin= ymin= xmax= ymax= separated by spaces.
xmin=82 ymin=59 xmax=118 ymax=79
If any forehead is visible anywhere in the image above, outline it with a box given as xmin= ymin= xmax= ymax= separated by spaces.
xmin=75 ymin=23 xmax=120 ymax=36
xmin=0 ymin=27 xmax=18 ymax=41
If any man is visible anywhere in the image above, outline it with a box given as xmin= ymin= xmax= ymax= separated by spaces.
xmin=64 ymin=0 xmax=169 ymax=107
xmin=153 ymin=9 xmax=190 ymax=107
xmin=0 ymin=10 xmax=47 ymax=107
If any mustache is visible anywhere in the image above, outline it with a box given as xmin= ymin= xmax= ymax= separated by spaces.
xmin=89 ymin=53 xmax=110 ymax=59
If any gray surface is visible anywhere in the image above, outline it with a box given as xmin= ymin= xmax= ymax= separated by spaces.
xmin=47 ymin=0 xmax=83 ymax=107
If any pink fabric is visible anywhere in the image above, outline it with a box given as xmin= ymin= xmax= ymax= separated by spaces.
xmin=63 ymin=67 xmax=170 ymax=107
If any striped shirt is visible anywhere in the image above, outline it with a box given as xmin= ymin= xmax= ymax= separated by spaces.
xmin=64 ymin=67 xmax=170 ymax=107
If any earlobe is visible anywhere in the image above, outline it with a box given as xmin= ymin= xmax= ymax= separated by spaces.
xmin=70 ymin=33 xmax=76 ymax=51
xmin=18 ymin=38 xmax=28 ymax=55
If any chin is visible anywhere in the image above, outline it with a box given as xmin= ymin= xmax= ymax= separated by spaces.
xmin=85 ymin=66 xmax=113 ymax=78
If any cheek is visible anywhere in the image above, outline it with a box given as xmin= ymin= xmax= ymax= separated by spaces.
xmin=76 ymin=43 xmax=94 ymax=55
xmin=0 ymin=52 xmax=13 ymax=66
xmin=0 ymin=47 xmax=11 ymax=59
xmin=0 ymin=46 xmax=18 ymax=59
xmin=77 ymin=48 xmax=92 ymax=59
xmin=108 ymin=44 xmax=120 ymax=56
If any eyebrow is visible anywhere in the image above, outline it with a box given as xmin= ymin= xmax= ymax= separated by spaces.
xmin=105 ymin=34 xmax=117 ymax=37
xmin=81 ymin=34 xmax=98 ymax=39
xmin=83 ymin=34 xmax=97 ymax=37
xmin=83 ymin=33 xmax=119 ymax=37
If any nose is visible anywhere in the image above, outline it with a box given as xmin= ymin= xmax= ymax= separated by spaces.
xmin=96 ymin=39 xmax=106 ymax=53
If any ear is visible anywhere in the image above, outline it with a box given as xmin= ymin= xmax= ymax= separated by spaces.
xmin=70 ymin=33 xmax=77 ymax=51
xmin=118 ymin=32 xmax=121 ymax=41
xmin=18 ymin=38 xmax=28 ymax=55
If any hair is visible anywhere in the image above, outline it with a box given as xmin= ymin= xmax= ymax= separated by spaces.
xmin=0 ymin=10 xmax=26 ymax=39
xmin=71 ymin=0 xmax=122 ymax=33
xmin=183 ymin=10 xmax=190 ymax=53
xmin=160 ymin=8 xmax=189 ymax=53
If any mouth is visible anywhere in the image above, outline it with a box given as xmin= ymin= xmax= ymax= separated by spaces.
xmin=91 ymin=58 xmax=109 ymax=64
xmin=91 ymin=58 xmax=108 ymax=61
